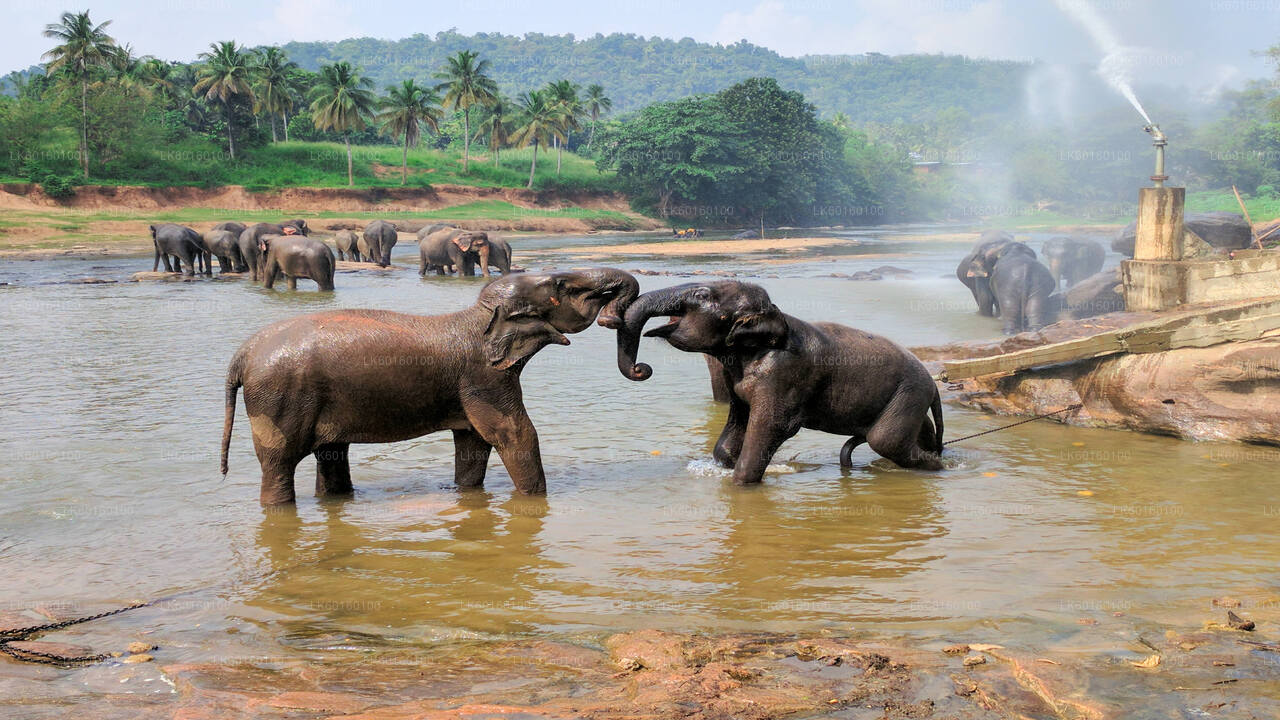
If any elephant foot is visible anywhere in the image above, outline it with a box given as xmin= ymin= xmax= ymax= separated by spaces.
xmin=315 ymin=443 xmax=353 ymax=496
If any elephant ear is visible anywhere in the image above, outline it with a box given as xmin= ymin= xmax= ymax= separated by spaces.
xmin=452 ymin=233 xmax=473 ymax=251
xmin=484 ymin=304 xmax=569 ymax=371
xmin=726 ymin=304 xmax=788 ymax=349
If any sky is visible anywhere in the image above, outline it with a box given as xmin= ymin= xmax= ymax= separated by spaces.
xmin=5 ymin=0 xmax=1278 ymax=92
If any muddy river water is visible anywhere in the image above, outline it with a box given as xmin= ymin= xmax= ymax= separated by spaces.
xmin=1 ymin=227 xmax=1278 ymax=714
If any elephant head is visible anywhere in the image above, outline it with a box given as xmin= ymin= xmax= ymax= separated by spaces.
xmin=453 ymin=231 xmax=490 ymax=270
xmin=616 ymin=281 xmax=787 ymax=381
xmin=479 ymin=268 xmax=640 ymax=371
xmin=966 ymin=240 xmax=1033 ymax=279
xmin=283 ymin=219 xmax=310 ymax=235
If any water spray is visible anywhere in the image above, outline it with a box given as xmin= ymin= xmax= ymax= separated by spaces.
xmin=1143 ymin=124 xmax=1167 ymax=188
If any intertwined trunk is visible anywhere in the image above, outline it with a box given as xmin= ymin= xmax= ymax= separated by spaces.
xmin=615 ymin=284 xmax=698 ymax=381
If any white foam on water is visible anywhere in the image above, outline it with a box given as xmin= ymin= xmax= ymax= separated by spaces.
xmin=685 ymin=458 xmax=797 ymax=477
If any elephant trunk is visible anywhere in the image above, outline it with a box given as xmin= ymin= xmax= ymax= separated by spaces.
xmin=616 ymin=283 xmax=698 ymax=381
xmin=581 ymin=267 xmax=641 ymax=330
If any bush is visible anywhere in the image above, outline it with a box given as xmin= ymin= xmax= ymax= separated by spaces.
xmin=41 ymin=173 xmax=76 ymax=198
xmin=1257 ymin=184 xmax=1278 ymax=198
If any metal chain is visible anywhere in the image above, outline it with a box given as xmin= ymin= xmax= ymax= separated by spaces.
xmin=944 ymin=404 xmax=1083 ymax=446
xmin=0 ymin=602 xmax=151 ymax=666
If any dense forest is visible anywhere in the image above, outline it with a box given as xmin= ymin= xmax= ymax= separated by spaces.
xmin=5 ymin=16 xmax=1280 ymax=225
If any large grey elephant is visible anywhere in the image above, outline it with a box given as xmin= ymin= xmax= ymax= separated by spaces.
xmin=333 ymin=229 xmax=360 ymax=262
xmin=418 ymin=227 xmax=493 ymax=277
xmin=212 ymin=221 xmax=247 ymax=236
xmin=965 ymin=241 xmax=1056 ymax=334
xmin=362 ymin=220 xmax=398 ymax=267
xmin=221 ymin=268 xmax=640 ymax=504
xmin=258 ymin=234 xmax=335 ymax=291
xmin=616 ymin=280 xmax=944 ymax=482
xmin=238 ymin=220 xmax=309 ymax=282
xmin=1041 ymin=236 xmax=1105 ymax=289
xmin=150 ymin=223 xmax=205 ymax=276
xmin=203 ymin=229 xmax=245 ymax=273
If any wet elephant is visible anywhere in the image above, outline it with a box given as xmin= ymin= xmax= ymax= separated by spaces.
xmin=258 ymin=234 xmax=336 ymax=291
xmin=221 ymin=268 xmax=640 ymax=504
xmin=416 ymin=223 xmax=458 ymax=273
xmin=965 ymin=241 xmax=1056 ymax=334
xmin=419 ymin=228 xmax=491 ymax=277
xmin=238 ymin=220 xmax=309 ymax=282
xmin=1042 ymin=236 xmax=1105 ymax=290
xmin=616 ymin=280 xmax=944 ymax=482
xmin=362 ymin=220 xmax=398 ymax=267
xmin=333 ymin=229 xmax=360 ymax=262
xmin=213 ymin=221 xmax=247 ymax=237
xmin=203 ymin=229 xmax=245 ymax=273
xmin=150 ymin=223 xmax=205 ymax=276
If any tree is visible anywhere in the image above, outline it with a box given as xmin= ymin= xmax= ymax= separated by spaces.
xmin=511 ymin=89 xmax=566 ymax=189
xmin=583 ymin=83 xmax=612 ymax=149
xmin=42 ymin=10 xmax=117 ymax=178
xmin=253 ymin=47 xmax=298 ymax=142
xmin=434 ymin=50 xmax=497 ymax=173
xmin=377 ymin=79 xmax=442 ymax=185
xmin=474 ymin=95 xmax=514 ymax=167
xmin=309 ymin=61 xmax=376 ymax=186
xmin=546 ymin=79 xmax=583 ymax=176
xmin=193 ymin=41 xmax=254 ymax=160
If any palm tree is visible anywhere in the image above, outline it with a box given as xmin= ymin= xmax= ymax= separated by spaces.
xmin=473 ymin=96 xmax=514 ymax=168
xmin=309 ymin=61 xmax=376 ymax=186
xmin=545 ymin=80 xmax=582 ymax=177
xmin=193 ymin=41 xmax=254 ymax=160
xmin=511 ymin=90 xmax=565 ymax=189
xmin=252 ymin=48 xmax=298 ymax=142
xmin=42 ymin=10 xmax=117 ymax=179
xmin=583 ymin=84 xmax=611 ymax=149
xmin=434 ymin=50 xmax=498 ymax=173
xmin=831 ymin=112 xmax=851 ymax=133
xmin=377 ymin=79 xmax=443 ymax=185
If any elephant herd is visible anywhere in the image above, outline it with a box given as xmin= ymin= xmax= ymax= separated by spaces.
xmin=221 ymin=269 xmax=946 ymax=505
xmin=148 ymin=218 xmax=514 ymax=292
xmin=956 ymin=231 xmax=1106 ymax=334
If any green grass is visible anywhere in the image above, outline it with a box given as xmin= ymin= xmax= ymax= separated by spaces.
xmin=1186 ymin=189 xmax=1280 ymax=223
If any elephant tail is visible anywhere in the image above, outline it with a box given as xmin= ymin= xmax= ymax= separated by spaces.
xmin=220 ymin=348 xmax=246 ymax=476
xmin=930 ymin=389 xmax=944 ymax=454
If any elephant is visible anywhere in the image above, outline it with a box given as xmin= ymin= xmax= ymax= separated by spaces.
xmin=333 ymin=229 xmax=360 ymax=262
xmin=1041 ymin=236 xmax=1105 ymax=290
xmin=419 ymin=228 xmax=493 ymax=277
xmin=957 ymin=230 xmax=1014 ymax=317
xmin=258 ymin=234 xmax=336 ymax=291
xmin=238 ymin=220 xmax=309 ymax=282
xmin=965 ymin=241 xmax=1056 ymax=334
xmin=220 ymin=268 xmax=640 ymax=505
xmin=213 ymin=221 xmax=247 ymax=237
xmin=203 ymin=229 xmax=246 ymax=273
xmin=415 ymin=223 xmax=459 ymax=274
xmin=616 ymin=280 xmax=945 ymax=483
xmin=150 ymin=223 xmax=205 ymax=276
xmin=362 ymin=220 xmax=398 ymax=267
xmin=461 ymin=235 xmax=512 ymax=276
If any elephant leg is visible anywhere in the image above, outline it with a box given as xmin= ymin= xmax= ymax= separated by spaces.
xmin=731 ymin=401 xmax=801 ymax=485
xmin=712 ymin=394 xmax=748 ymax=467
xmin=452 ymin=429 xmax=493 ymax=488
xmin=839 ymin=435 xmax=866 ymax=468
xmin=705 ymin=354 xmax=732 ymax=403
xmin=1025 ymin=292 xmax=1050 ymax=331
xmin=314 ymin=443 xmax=353 ymax=497
xmin=1000 ymin=292 xmax=1024 ymax=335
xmin=317 ymin=271 xmax=334 ymax=292
xmin=153 ymin=244 xmax=161 ymax=272
xmin=866 ymin=392 xmax=943 ymax=471
xmin=464 ymin=398 xmax=546 ymax=494
xmin=262 ymin=262 xmax=278 ymax=289
xmin=160 ymin=252 xmax=175 ymax=273
xmin=287 ymin=274 xmax=297 ymax=291
xmin=975 ymin=279 xmax=996 ymax=317
xmin=203 ymin=250 xmax=213 ymax=276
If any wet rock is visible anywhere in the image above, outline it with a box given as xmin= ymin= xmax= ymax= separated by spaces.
xmin=1064 ymin=267 xmax=1124 ymax=319
xmin=4 ymin=640 xmax=94 ymax=660
xmin=71 ymin=277 xmax=118 ymax=284
xmin=849 ymin=270 xmax=883 ymax=281
xmin=605 ymin=629 xmax=687 ymax=671
xmin=1227 ymin=611 xmax=1255 ymax=631
xmin=126 ymin=641 xmax=154 ymax=654
xmin=122 ymin=653 xmax=153 ymax=664
xmin=943 ymin=644 xmax=970 ymax=655
xmin=1113 ymin=212 xmax=1253 ymax=256
xmin=266 ymin=691 xmax=374 ymax=713
xmin=963 ymin=654 xmax=987 ymax=666
xmin=0 ymin=610 xmax=47 ymax=633
xmin=130 ymin=271 xmax=197 ymax=283
xmin=1212 ymin=596 xmax=1242 ymax=608
xmin=872 ymin=265 xmax=913 ymax=276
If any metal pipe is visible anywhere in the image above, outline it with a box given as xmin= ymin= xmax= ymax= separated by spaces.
xmin=1144 ymin=124 xmax=1167 ymax=188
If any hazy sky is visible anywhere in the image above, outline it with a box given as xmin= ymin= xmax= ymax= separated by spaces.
xmin=5 ymin=0 xmax=1277 ymax=92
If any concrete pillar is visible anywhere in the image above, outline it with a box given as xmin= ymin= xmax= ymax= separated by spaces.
xmin=1133 ymin=187 xmax=1185 ymax=261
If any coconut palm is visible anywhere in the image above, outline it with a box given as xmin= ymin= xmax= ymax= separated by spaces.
xmin=545 ymin=80 xmax=582 ymax=177
xmin=583 ymin=83 xmax=611 ymax=149
xmin=42 ymin=10 xmax=118 ymax=178
xmin=309 ymin=61 xmax=376 ymax=186
xmin=511 ymin=90 xmax=566 ymax=189
xmin=377 ymin=79 xmax=443 ymax=185
xmin=473 ymin=96 xmax=514 ymax=168
xmin=193 ymin=41 xmax=255 ymax=160
xmin=434 ymin=50 xmax=498 ymax=174
xmin=253 ymin=47 xmax=298 ymax=142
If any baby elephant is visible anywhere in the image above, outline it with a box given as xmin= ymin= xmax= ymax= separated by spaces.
xmin=258 ymin=234 xmax=335 ymax=291
xmin=617 ymin=281 xmax=944 ymax=483
xmin=1041 ymin=236 xmax=1105 ymax=290
xmin=221 ymin=268 xmax=640 ymax=504
xmin=965 ymin=241 xmax=1056 ymax=334
xmin=333 ymin=229 xmax=361 ymax=262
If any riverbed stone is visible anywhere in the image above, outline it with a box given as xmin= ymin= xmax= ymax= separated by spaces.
xmin=1113 ymin=211 xmax=1254 ymax=256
